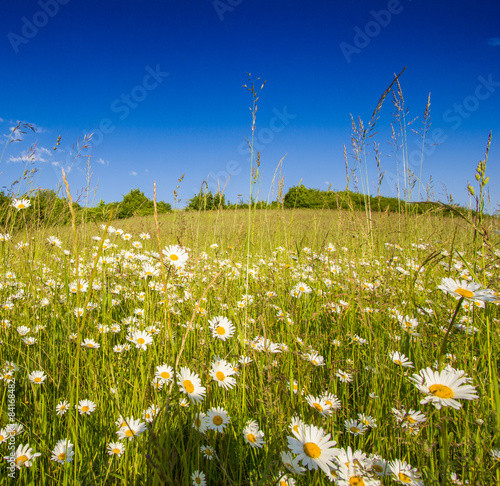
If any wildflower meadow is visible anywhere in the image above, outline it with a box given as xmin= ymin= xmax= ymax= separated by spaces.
xmin=1 ymin=197 xmax=499 ymax=485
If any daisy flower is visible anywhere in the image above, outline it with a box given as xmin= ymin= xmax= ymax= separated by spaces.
xmin=56 ymin=400 xmax=70 ymax=416
xmin=208 ymin=316 xmax=235 ymax=341
xmin=200 ymin=445 xmax=215 ymax=460
xmin=336 ymin=369 xmax=353 ymax=383
xmin=28 ymin=370 xmax=46 ymax=385
xmin=305 ymin=395 xmax=331 ymax=417
xmin=107 ymin=442 xmax=125 ymax=457
xmin=5 ymin=423 xmax=23 ymax=437
xmin=389 ymin=351 xmax=414 ymax=368
xmin=277 ymin=474 xmax=296 ymax=485
xmin=306 ymin=352 xmax=325 ymax=366
xmin=357 ymin=413 xmax=377 ymax=429
xmin=192 ymin=413 xmax=210 ymax=433
xmin=177 ymin=367 xmax=206 ymax=403
xmin=209 ymin=359 xmax=237 ymax=390
xmin=388 ymin=459 xmax=423 ymax=486
xmin=344 ymin=419 xmax=367 ymax=436
xmin=128 ymin=330 xmax=153 ymax=350
xmin=490 ymin=449 xmax=500 ymax=462
xmin=162 ymin=244 xmax=189 ymax=267
xmin=51 ymin=439 xmax=74 ymax=464
xmin=392 ymin=408 xmax=427 ymax=428
xmin=438 ymin=277 xmax=495 ymax=302
xmin=81 ymin=338 xmax=100 ymax=349
xmin=76 ymin=399 xmax=96 ymax=415
xmin=5 ymin=443 xmax=41 ymax=469
xmin=335 ymin=463 xmax=380 ymax=486
xmin=191 ymin=470 xmax=206 ymax=486
xmin=242 ymin=420 xmax=265 ymax=448
xmin=334 ymin=446 xmax=371 ymax=471
xmin=206 ymin=407 xmax=230 ymax=433
xmin=11 ymin=198 xmax=31 ymax=211
xmin=116 ymin=417 xmax=147 ymax=441
xmin=410 ymin=367 xmax=478 ymax=410
xmin=322 ymin=392 xmax=341 ymax=411
xmin=293 ymin=282 xmax=312 ymax=296
xmin=47 ymin=236 xmax=62 ymax=248
xmin=287 ymin=423 xmax=338 ymax=474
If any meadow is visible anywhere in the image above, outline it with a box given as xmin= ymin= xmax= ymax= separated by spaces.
xmin=0 ymin=201 xmax=499 ymax=485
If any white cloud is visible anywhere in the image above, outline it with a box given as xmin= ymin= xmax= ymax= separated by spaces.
xmin=488 ymin=37 xmax=500 ymax=46
xmin=129 ymin=171 xmax=138 ymax=176
xmin=8 ymin=145 xmax=53 ymax=163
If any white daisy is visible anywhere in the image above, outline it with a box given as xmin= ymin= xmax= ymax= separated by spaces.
xmin=287 ymin=423 xmax=338 ymax=474
xmin=410 ymin=367 xmax=478 ymax=410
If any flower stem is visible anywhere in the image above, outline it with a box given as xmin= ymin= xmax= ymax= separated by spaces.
xmin=438 ymin=297 xmax=464 ymax=369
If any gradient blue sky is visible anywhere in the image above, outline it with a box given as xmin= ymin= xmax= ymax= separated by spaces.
xmin=1 ymin=0 xmax=499 ymax=209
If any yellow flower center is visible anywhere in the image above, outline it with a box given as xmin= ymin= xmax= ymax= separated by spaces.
xmin=216 ymin=371 xmax=225 ymax=381
xmin=429 ymin=384 xmax=454 ymax=399
xmin=216 ymin=326 xmax=225 ymax=335
xmin=161 ymin=371 xmax=170 ymax=380
xmin=195 ymin=418 xmax=202 ymax=427
xmin=303 ymin=442 xmax=321 ymax=458
xmin=169 ymin=254 xmax=179 ymax=261
xmin=404 ymin=416 xmax=416 ymax=424
xmin=212 ymin=415 xmax=223 ymax=426
xmin=313 ymin=403 xmax=323 ymax=412
xmin=125 ymin=429 xmax=134 ymax=437
xmin=112 ymin=448 xmax=120 ymax=454
xmin=293 ymin=424 xmax=300 ymax=433
xmin=394 ymin=360 xmax=402 ymax=365
xmin=18 ymin=204 xmax=25 ymax=209
xmin=350 ymin=477 xmax=365 ymax=486
xmin=16 ymin=455 xmax=28 ymax=466
xmin=137 ymin=338 xmax=145 ymax=344
xmin=58 ymin=453 xmax=66 ymax=461
xmin=183 ymin=380 xmax=195 ymax=394
xmin=398 ymin=472 xmax=412 ymax=483
xmin=195 ymin=478 xmax=201 ymax=485
xmin=247 ymin=433 xmax=256 ymax=443
xmin=350 ymin=426 xmax=360 ymax=434
xmin=34 ymin=377 xmax=41 ymax=383
xmin=88 ymin=343 xmax=94 ymax=347
xmin=455 ymin=287 xmax=474 ymax=298
xmin=280 ymin=482 xmax=287 ymax=486
xmin=81 ymin=406 xmax=89 ymax=412
xmin=373 ymin=464 xmax=383 ymax=473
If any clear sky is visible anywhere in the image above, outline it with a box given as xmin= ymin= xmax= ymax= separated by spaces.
xmin=1 ymin=0 xmax=499 ymax=209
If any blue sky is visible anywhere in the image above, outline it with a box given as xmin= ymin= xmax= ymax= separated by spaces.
xmin=1 ymin=0 xmax=499 ymax=209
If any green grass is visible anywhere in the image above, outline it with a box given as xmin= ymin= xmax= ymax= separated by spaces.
xmin=0 ymin=203 xmax=499 ymax=485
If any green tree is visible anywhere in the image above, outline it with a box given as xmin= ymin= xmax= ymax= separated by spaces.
xmin=187 ymin=190 xmax=227 ymax=210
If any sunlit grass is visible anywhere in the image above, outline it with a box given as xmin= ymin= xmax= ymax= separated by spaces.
xmin=0 ymin=201 xmax=499 ymax=485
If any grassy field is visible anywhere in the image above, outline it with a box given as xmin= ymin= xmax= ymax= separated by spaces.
xmin=0 ymin=204 xmax=499 ymax=485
